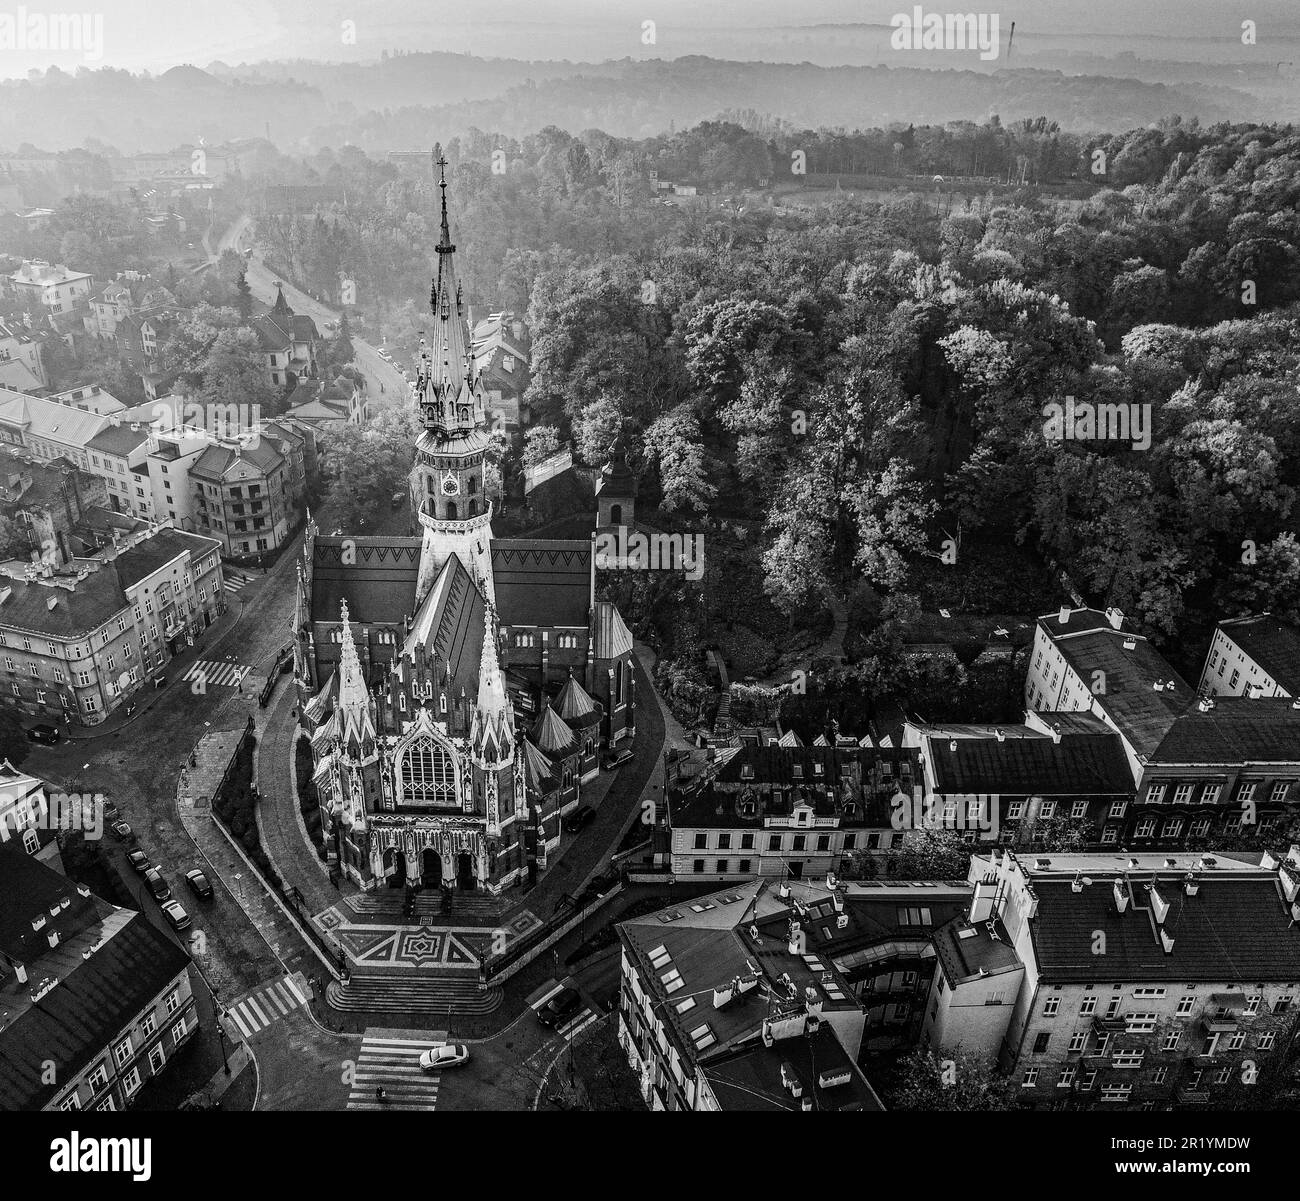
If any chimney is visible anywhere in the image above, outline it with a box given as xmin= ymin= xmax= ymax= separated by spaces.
xmin=787 ymin=921 xmax=802 ymax=956
xmin=511 ymin=318 xmax=524 ymax=343
xmin=1050 ymin=723 xmax=1061 ymax=745
xmin=969 ymin=875 xmax=999 ymax=924
xmin=1184 ymin=873 xmax=1200 ymax=897
xmin=1057 ymin=606 xmax=1070 ymax=625
xmin=1113 ymin=877 xmax=1129 ymax=914
xmin=1105 ymin=606 xmax=1124 ymax=630
xmin=1159 ymin=929 xmax=1175 ymax=954
xmin=1146 ymin=883 xmax=1169 ymax=924
xmin=995 ymin=728 xmax=1005 ymax=743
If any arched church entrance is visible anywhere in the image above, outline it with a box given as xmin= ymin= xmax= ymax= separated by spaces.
xmin=422 ymin=848 xmax=442 ymax=888
xmin=386 ymin=849 xmax=407 ymax=888
xmin=456 ymin=852 xmax=475 ymax=891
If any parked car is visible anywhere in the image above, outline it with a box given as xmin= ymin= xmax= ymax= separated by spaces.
xmin=144 ymin=867 xmax=172 ymax=901
xmin=602 ymin=746 xmax=634 ymax=771
xmin=418 ymin=1043 xmax=470 ymax=1071
xmin=536 ymin=987 xmax=583 ymax=1028
xmin=110 ymin=820 xmax=134 ymax=841
xmin=103 ymin=801 xmax=120 ymax=823
xmin=184 ymin=869 xmax=213 ymax=900
xmin=127 ymin=849 xmax=149 ymax=873
xmin=161 ymin=900 xmax=191 ymax=931
xmin=26 ymin=724 xmax=61 ymax=745
xmin=562 ymin=805 xmax=597 ymax=834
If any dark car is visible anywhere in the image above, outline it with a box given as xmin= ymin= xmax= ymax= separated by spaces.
xmin=127 ymin=849 xmax=149 ymax=873
xmin=602 ymin=746 xmax=634 ymax=771
xmin=536 ymin=987 xmax=583 ymax=1028
xmin=562 ymin=805 xmax=596 ymax=835
xmin=110 ymin=820 xmax=134 ymax=841
xmin=184 ymin=869 xmax=213 ymax=900
xmin=26 ymin=724 xmax=61 ymax=745
xmin=144 ymin=867 xmax=172 ymax=902
xmin=103 ymin=801 xmax=120 ymax=823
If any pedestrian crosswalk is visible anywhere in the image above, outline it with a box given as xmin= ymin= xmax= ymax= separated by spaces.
xmin=530 ymin=982 xmax=600 ymax=1043
xmin=346 ymin=1034 xmax=446 ymax=1111
xmin=223 ymin=570 xmax=254 ymax=594
xmin=182 ymin=659 xmax=251 ymax=690
xmin=225 ymin=975 xmax=308 ymax=1039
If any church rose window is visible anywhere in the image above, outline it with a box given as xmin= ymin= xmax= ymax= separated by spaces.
xmin=399 ymin=733 xmax=459 ymax=806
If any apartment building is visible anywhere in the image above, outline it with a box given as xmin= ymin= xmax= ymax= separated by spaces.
xmin=0 ymin=842 xmax=197 ymax=1111
xmin=0 ymin=760 xmax=63 ymax=870
xmin=0 ymin=318 xmax=46 ymax=390
xmin=1200 ymin=614 xmax=1299 ymax=700
xmin=5 ymin=260 xmax=93 ymax=313
xmin=190 ymin=435 xmax=296 ymax=556
xmin=903 ymin=713 xmax=1136 ymax=848
xmin=666 ymin=742 xmax=920 ymax=882
xmin=0 ymin=452 xmax=109 ymax=566
xmin=84 ymin=421 xmax=154 ymax=519
xmin=48 ymin=384 xmax=127 ymax=417
xmin=1128 ymin=696 xmax=1300 ymax=847
xmin=253 ymin=286 xmax=322 ymax=388
xmin=88 ymin=273 xmax=174 ymax=341
xmin=1023 ymin=606 xmax=1188 ymax=781
xmin=0 ymin=388 xmax=108 ymax=469
xmin=922 ymin=848 xmax=1300 ymax=1109
xmin=0 ymin=527 xmax=223 ymax=725
xmin=616 ymin=879 xmax=883 ymax=1111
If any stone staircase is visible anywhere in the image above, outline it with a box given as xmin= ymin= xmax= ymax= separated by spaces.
xmin=327 ymin=973 xmax=504 ymax=1016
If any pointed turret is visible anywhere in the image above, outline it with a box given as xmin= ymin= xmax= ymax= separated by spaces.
xmin=336 ymin=599 xmax=377 ymax=757
xmin=471 ymin=601 xmax=513 ymax=764
xmin=532 ymin=701 xmax=577 ymax=759
xmin=272 ymin=281 xmax=292 ymax=318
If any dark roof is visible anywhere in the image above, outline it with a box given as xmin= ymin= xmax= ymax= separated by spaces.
xmin=1149 ymin=698 xmax=1300 ymax=766
xmin=311 ymin=536 xmax=420 ymax=625
xmin=1219 ymin=615 xmax=1300 ymax=693
xmin=1030 ymin=874 xmax=1300 ymax=982
xmin=0 ymin=847 xmax=191 ymax=1110
xmin=699 ymin=1024 xmax=883 ymax=1111
xmin=492 ymin=539 xmax=590 ymax=628
xmin=933 ymin=914 xmax=1023 ymax=985
xmin=925 ymin=727 xmax=1133 ymax=795
xmin=715 ymin=743 xmax=884 ymax=787
xmin=1042 ymin=617 xmax=1189 ymax=759
xmin=113 ymin=528 xmax=220 ymax=588
xmin=401 ymin=553 xmax=483 ymax=698
xmin=0 ymin=568 xmax=127 ymax=637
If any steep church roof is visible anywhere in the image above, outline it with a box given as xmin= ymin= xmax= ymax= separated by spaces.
xmin=521 ymin=737 xmax=556 ymax=794
xmin=532 ymin=702 xmax=577 ymax=758
xmin=555 ymin=672 xmax=601 ymax=729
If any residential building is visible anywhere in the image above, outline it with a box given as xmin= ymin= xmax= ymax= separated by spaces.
xmin=253 ymin=285 xmax=321 ymax=389
xmin=190 ymin=436 xmax=296 ymax=557
xmin=0 ymin=318 xmax=46 ymax=390
xmin=0 ymin=453 xmax=109 ymax=566
xmin=88 ymin=273 xmax=174 ymax=341
xmin=0 ymin=760 xmax=63 ymax=870
xmin=923 ymin=848 xmax=1300 ymax=1110
xmin=0 ymin=842 xmax=197 ymax=1111
xmin=1201 ymin=614 xmax=1300 ymax=700
xmin=0 ymin=526 xmax=223 ymax=724
xmin=667 ymin=742 xmax=919 ymax=882
xmin=84 ymin=420 xmax=154 ymax=519
xmin=47 ymin=384 xmax=126 ymax=417
xmin=616 ymin=879 xmax=884 ymax=1111
xmin=0 ymin=388 xmax=108 ymax=469
xmin=285 ymin=377 xmax=365 ymax=431
xmin=5 ymin=260 xmax=93 ymax=313
xmin=903 ymin=713 xmax=1135 ymax=848
xmin=1023 ymin=606 xmax=1189 ymax=780
xmin=114 ymin=310 xmax=176 ymax=377
xmin=1128 ymin=696 xmax=1300 ymax=847
xmin=471 ymin=311 xmax=530 ymax=429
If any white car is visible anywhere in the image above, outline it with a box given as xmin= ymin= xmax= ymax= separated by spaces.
xmin=418 ymin=1043 xmax=470 ymax=1071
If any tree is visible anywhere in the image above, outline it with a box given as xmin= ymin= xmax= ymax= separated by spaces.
xmin=522 ymin=425 xmax=561 ymax=469
xmin=197 ymin=327 xmax=278 ymax=417
xmin=891 ymin=1047 xmax=1018 ymax=1111
xmin=642 ymin=405 xmax=716 ymax=514
xmin=886 ymin=828 xmax=971 ymax=880
xmin=574 ymin=396 xmax=625 ymax=467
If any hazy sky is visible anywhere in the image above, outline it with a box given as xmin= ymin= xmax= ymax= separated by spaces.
xmin=1 ymin=0 xmax=1297 ymax=76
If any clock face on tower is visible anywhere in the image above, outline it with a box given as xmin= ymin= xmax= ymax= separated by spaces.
xmin=440 ymin=470 xmax=460 ymax=497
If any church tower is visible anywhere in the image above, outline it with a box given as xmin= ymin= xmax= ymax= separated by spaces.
xmin=412 ymin=149 xmax=496 ymax=607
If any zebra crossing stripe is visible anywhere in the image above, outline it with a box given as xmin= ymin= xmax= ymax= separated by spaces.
xmin=245 ymin=995 xmax=269 ymax=1027
xmin=182 ymin=660 xmax=251 ymax=689
xmin=226 ymin=1008 xmax=252 ymax=1039
xmin=563 ymin=1011 xmax=599 ymax=1041
xmin=264 ymin=986 xmax=289 ymax=1017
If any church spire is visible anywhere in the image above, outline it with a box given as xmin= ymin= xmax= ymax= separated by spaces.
xmin=434 ymin=145 xmax=454 ymax=255
xmin=336 ymin=598 xmax=376 ymax=756
xmin=471 ymin=600 xmax=512 ymax=764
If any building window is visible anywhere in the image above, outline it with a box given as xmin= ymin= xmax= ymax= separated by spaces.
xmin=1135 ymin=818 xmax=1156 ymax=838
xmin=1043 ymin=997 xmax=1060 ymax=1017
xmin=114 ymin=1037 xmax=132 ymax=1066
xmin=1172 ymin=783 xmax=1194 ymax=804
xmin=1273 ymin=995 xmax=1294 ymax=1014
xmin=1021 ymin=1068 xmax=1038 ymax=1087
xmin=1257 ymin=1032 xmax=1276 ymax=1051
xmin=1237 ymin=782 xmax=1256 ymax=803
xmin=1161 ymin=818 xmax=1183 ymax=839
xmin=1032 ymin=1032 xmax=1050 ymax=1054
xmin=1244 ymin=995 xmax=1261 ymax=1015
xmin=1271 ymin=781 xmax=1293 ymax=803
xmin=60 ymin=1092 xmax=82 ymax=1111
xmin=1176 ymin=995 xmax=1195 ymax=1015
xmin=1067 ymin=1031 xmax=1087 ymax=1053
xmin=715 ymin=860 xmax=729 ymax=874
xmin=1145 ymin=783 xmax=1166 ymax=804
xmin=1007 ymin=801 xmax=1024 ymax=820
xmin=165 ymin=988 xmax=180 ymax=1015
xmin=122 ymin=1067 xmax=142 ymax=1095
xmin=693 ymin=859 xmax=705 ymax=874
xmin=1038 ymin=800 xmax=1056 ymax=819
xmin=1100 ymin=1085 xmax=1132 ymax=1102
xmin=1152 ymin=1066 xmax=1169 ymax=1085
xmin=1200 ymin=783 xmax=1221 ymax=804
xmin=148 ymin=1044 xmax=166 ymax=1074
xmin=87 ymin=1064 xmax=108 ymax=1092
xmin=693 ymin=832 xmax=707 ymax=850
xmin=1079 ymin=996 xmax=1097 ymax=1016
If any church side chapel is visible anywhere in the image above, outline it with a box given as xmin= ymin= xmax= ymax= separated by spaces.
xmin=293 ymin=154 xmax=637 ymax=895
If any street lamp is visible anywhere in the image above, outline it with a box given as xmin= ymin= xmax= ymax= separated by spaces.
xmin=234 ymin=872 xmax=243 ymax=902
xmin=216 ymin=1011 xmax=231 ymax=1075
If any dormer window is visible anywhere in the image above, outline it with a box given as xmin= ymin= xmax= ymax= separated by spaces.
xmin=792 ymin=765 xmax=803 ymax=779
xmin=740 ymin=764 xmax=754 ymax=780
xmin=813 ymin=763 xmax=823 ymax=776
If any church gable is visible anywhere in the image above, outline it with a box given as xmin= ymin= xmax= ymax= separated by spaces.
xmin=492 ymin=538 xmax=592 ymax=628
